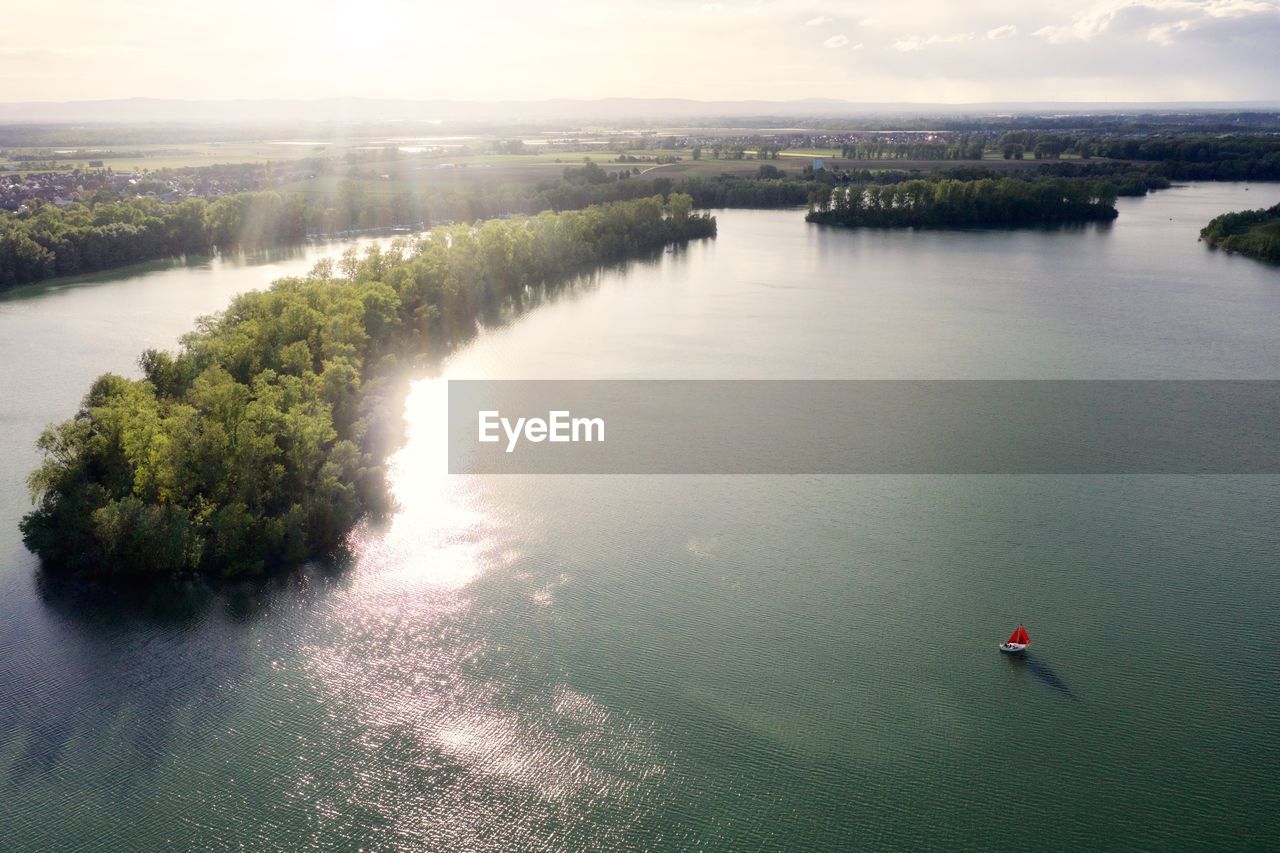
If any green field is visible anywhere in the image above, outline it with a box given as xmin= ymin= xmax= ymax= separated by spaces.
xmin=2 ymin=132 xmax=1050 ymax=194
xmin=0 ymin=141 xmax=332 ymax=174
xmin=1 ymin=141 xmax=668 ymax=179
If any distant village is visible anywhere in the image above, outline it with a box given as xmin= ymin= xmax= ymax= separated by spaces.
xmin=0 ymin=164 xmax=272 ymax=213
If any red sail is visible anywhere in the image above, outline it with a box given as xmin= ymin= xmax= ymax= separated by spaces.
xmin=1007 ymin=627 xmax=1021 ymax=644
xmin=1016 ymin=626 xmax=1030 ymax=644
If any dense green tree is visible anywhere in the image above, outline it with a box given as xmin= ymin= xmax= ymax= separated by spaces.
xmin=1091 ymin=134 xmax=1280 ymax=180
xmin=1200 ymin=202 xmax=1280 ymax=263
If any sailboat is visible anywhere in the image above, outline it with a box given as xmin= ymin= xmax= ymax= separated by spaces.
xmin=1000 ymin=624 xmax=1030 ymax=654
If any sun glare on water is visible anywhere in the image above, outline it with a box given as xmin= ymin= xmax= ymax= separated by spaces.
xmin=351 ymin=377 xmax=501 ymax=592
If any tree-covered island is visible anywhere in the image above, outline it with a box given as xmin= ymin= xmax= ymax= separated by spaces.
xmin=1200 ymin=202 xmax=1280 ymax=264
xmin=806 ymin=177 xmax=1119 ymax=228
xmin=21 ymin=195 xmax=713 ymax=580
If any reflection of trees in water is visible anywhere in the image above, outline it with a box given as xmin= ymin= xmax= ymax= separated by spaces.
xmin=35 ymin=544 xmax=358 ymax=629
xmin=486 ymin=249 xmax=670 ymax=331
xmin=12 ymin=555 xmax=357 ymax=785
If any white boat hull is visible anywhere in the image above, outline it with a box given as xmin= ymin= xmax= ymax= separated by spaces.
xmin=999 ymin=642 xmax=1028 ymax=653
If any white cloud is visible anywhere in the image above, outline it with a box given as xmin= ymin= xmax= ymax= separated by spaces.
xmin=986 ymin=24 xmax=1017 ymax=39
xmin=1034 ymin=0 xmax=1280 ymax=44
xmin=806 ymin=15 xmax=833 ymax=26
xmin=823 ymin=33 xmax=850 ymax=48
xmin=1149 ymin=18 xmax=1194 ymax=43
xmin=1185 ymin=0 xmax=1276 ymax=15
xmin=892 ymin=32 xmax=974 ymax=51
xmin=1033 ymin=6 xmax=1124 ymax=43
xmin=858 ymin=17 xmax=879 ymax=26
xmin=700 ymin=2 xmax=725 ymax=11
xmin=851 ymin=42 xmax=865 ymax=50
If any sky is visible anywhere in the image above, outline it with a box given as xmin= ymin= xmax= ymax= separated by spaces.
xmin=1 ymin=0 xmax=1278 ymax=103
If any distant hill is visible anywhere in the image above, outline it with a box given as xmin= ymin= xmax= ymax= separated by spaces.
xmin=0 ymin=97 xmax=1278 ymax=124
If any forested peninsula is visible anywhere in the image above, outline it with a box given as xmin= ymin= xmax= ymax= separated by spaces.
xmin=22 ymin=195 xmax=714 ymax=580
xmin=1200 ymin=202 xmax=1280 ymax=264
xmin=0 ymin=176 xmax=803 ymax=290
xmin=806 ymin=177 xmax=1119 ymax=228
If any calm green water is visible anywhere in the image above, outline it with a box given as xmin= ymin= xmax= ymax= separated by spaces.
xmin=2 ymin=186 xmax=1279 ymax=850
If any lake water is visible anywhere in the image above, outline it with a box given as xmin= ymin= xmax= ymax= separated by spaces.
xmin=1 ymin=185 xmax=1278 ymax=850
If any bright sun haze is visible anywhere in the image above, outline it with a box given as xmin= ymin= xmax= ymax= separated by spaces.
xmin=2 ymin=0 xmax=1279 ymax=102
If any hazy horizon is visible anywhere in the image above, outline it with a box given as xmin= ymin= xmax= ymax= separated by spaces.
xmin=5 ymin=94 xmax=1278 ymax=127
xmin=3 ymin=0 xmax=1278 ymax=105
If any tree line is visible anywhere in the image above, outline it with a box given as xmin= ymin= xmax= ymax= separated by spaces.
xmin=0 ymin=193 xmax=308 ymax=289
xmin=1033 ymin=162 xmax=1171 ymax=196
xmin=21 ymin=196 xmax=715 ymax=581
xmin=839 ymin=137 xmax=985 ymax=161
xmin=1093 ymin=134 xmax=1280 ymax=180
xmin=990 ymin=132 xmax=1280 ymax=180
xmin=806 ymin=177 xmax=1119 ymax=228
xmin=1200 ymin=202 xmax=1280 ymax=263
xmin=1 ymin=155 xmax=1183 ymax=291
xmin=1 ymin=166 xmax=802 ymax=289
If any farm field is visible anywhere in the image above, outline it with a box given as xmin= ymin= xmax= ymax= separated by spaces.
xmin=0 ymin=141 xmax=331 ymax=173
